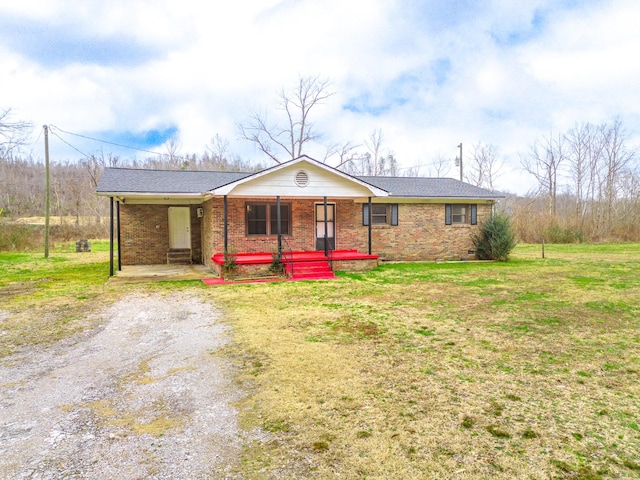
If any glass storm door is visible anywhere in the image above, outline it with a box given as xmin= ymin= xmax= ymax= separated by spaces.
xmin=315 ymin=203 xmax=335 ymax=250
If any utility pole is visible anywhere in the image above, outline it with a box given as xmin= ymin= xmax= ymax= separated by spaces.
xmin=457 ymin=143 xmax=463 ymax=181
xmin=44 ymin=125 xmax=51 ymax=258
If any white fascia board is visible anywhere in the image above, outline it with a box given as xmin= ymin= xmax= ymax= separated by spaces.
xmin=97 ymin=192 xmax=209 ymax=202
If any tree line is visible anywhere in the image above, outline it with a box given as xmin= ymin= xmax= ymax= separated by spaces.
xmin=515 ymin=118 xmax=639 ymax=242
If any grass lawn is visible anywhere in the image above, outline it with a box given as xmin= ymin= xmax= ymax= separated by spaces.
xmin=207 ymin=243 xmax=640 ymax=479
xmin=0 ymin=240 xmax=120 ymax=357
xmin=1 ymin=242 xmax=638 ymax=478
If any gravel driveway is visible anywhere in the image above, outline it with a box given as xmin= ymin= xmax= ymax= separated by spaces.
xmin=0 ymin=292 xmax=244 ymax=479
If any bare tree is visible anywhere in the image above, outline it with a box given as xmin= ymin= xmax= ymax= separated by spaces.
xmin=424 ymin=153 xmax=452 ymax=177
xmin=599 ymin=118 xmax=636 ymax=226
xmin=0 ymin=108 xmax=33 ymax=157
xmin=238 ymin=75 xmax=334 ymax=163
xmin=328 ymin=141 xmax=360 ymax=170
xmin=206 ymin=134 xmax=230 ymax=165
xmin=165 ymin=134 xmax=183 ymax=166
xmin=564 ymin=122 xmax=604 ymax=227
xmin=339 ymin=129 xmax=398 ymax=176
xmin=522 ymin=132 xmax=565 ymax=217
xmin=466 ymin=142 xmax=503 ymax=190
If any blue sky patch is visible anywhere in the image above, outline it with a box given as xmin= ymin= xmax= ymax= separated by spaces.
xmin=0 ymin=17 xmax=160 ymax=67
xmin=99 ymin=126 xmax=180 ymax=151
xmin=492 ymin=9 xmax=546 ymax=46
xmin=343 ymin=60 xmax=449 ymax=116
xmin=432 ymin=58 xmax=452 ymax=86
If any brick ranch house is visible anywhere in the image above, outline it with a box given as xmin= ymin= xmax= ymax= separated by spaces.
xmin=96 ymin=155 xmax=504 ymax=277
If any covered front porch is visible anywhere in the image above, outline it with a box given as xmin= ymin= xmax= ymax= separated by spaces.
xmin=202 ymin=156 xmax=390 ymax=278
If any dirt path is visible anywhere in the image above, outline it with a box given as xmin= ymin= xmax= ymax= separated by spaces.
xmin=0 ymin=292 xmax=244 ymax=479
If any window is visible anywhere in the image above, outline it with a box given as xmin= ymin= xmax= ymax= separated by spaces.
xmin=445 ymin=204 xmax=477 ymax=225
xmin=246 ymin=202 xmax=291 ymax=236
xmin=363 ymin=204 xmax=398 ymax=226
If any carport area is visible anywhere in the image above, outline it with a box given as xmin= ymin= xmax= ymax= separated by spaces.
xmin=108 ymin=264 xmax=212 ymax=283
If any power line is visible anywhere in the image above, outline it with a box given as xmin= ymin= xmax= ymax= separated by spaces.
xmin=49 ymin=125 xmax=170 ymax=157
xmin=48 ymin=129 xmax=92 ymax=159
xmin=27 ymin=126 xmax=44 ymax=159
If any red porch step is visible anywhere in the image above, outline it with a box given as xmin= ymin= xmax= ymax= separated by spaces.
xmin=284 ymin=259 xmax=335 ymax=280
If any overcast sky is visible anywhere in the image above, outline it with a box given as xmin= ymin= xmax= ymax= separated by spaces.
xmin=1 ymin=0 xmax=639 ymax=194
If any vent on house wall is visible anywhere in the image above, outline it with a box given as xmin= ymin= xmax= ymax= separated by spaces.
xmin=294 ymin=170 xmax=309 ymax=187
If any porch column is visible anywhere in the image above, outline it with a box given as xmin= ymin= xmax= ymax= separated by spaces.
xmin=116 ymin=200 xmax=122 ymax=271
xmin=368 ymin=196 xmax=372 ymax=255
xmin=223 ymin=195 xmax=228 ymax=253
xmin=276 ymin=195 xmax=282 ymax=258
xmin=109 ymin=196 xmax=114 ymax=277
xmin=323 ymin=196 xmax=328 ymax=257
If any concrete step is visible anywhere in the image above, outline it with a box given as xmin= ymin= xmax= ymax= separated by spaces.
xmin=167 ymin=249 xmax=192 ymax=264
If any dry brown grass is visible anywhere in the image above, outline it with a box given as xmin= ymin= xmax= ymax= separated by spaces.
xmin=208 ymin=243 xmax=640 ymax=479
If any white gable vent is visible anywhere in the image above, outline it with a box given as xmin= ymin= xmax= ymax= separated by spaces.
xmin=294 ymin=170 xmax=309 ymax=187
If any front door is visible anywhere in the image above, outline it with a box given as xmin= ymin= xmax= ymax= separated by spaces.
xmin=315 ymin=203 xmax=335 ymax=250
xmin=168 ymin=207 xmax=191 ymax=249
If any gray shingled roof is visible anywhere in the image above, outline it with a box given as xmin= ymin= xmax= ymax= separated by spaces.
xmin=357 ymin=176 xmax=503 ymax=199
xmin=96 ymin=168 xmax=251 ymax=194
xmin=97 ymin=167 xmax=503 ymax=199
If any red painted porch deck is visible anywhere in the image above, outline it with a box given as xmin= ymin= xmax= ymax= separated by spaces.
xmin=210 ymin=249 xmax=378 ymax=282
xmin=211 ymin=249 xmax=378 ymax=265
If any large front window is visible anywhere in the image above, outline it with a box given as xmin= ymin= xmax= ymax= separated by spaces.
xmin=246 ymin=202 xmax=291 ymax=236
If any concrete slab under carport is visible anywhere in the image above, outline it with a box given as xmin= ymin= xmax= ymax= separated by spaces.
xmin=108 ymin=264 xmax=213 ymax=284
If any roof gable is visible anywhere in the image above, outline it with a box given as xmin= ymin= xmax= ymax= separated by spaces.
xmin=211 ymin=155 xmax=389 ymax=198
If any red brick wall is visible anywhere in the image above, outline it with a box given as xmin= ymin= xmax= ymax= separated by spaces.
xmin=339 ymin=202 xmax=494 ymax=261
xmin=203 ymin=197 xmax=319 ymax=267
xmin=120 ymin=204 xmax=204 ymax=265
xmin=200 ymin=198 xmax=494 ymax=266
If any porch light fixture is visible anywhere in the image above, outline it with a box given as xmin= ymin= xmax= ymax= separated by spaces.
xmin=294 ymin=170 xmax=309 ymax=187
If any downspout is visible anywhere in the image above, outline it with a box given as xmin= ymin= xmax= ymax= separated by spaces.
xmin=223 ymin=195 xmax=228 ymax=254
xmin=368 ymin=196 xmax=372 ymax=255
xmin=109 ymin=196 xmax=114 ymax=277
xmin=116 ymin=200 xmax=122 ymax=271
xmin=323 ymin=196 xmax=328 ymax=257
xmin=276 ymin=196 xmax=282 ymax=258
